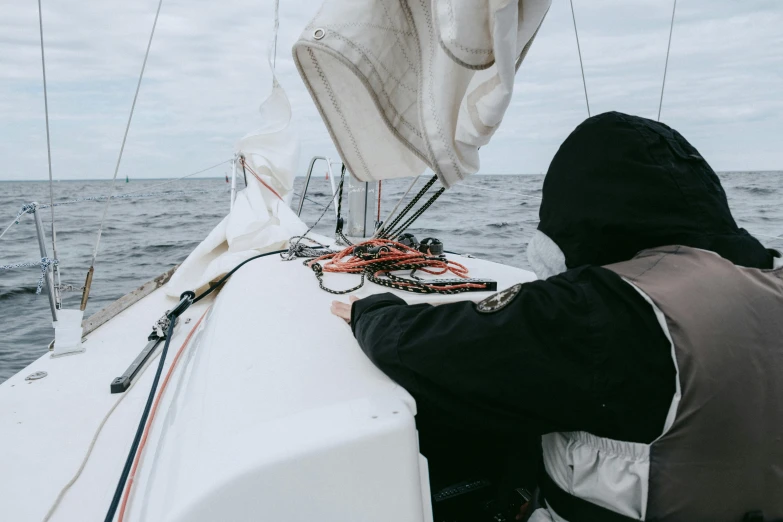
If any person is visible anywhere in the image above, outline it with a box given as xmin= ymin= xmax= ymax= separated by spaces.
xmin=331 ymin=112 xmax=783 ymax=522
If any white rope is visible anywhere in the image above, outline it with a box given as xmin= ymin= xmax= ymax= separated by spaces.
xmin=120 ymin=159 xmax=232 ymax=196
xmin=0 ymin=217 xmax=20 ymax=241
xmin=271 ymin=0 xmax=280 ymax=71
xmin=0 ymin=257 xmax=58 ymax=294
xmin=90 ymin=0 xmax=165 ymax=267
xmin=569 ymin=0 xmax=590 ymax=117
xmin=657 ymin=0 xmax=678 ymax=121
xmin=36 ymin=0 xmax=59 ymax=269
xmin=40 ymin=346 xmax=162 ymax=522
xmin=0 ymin=204 xmax=37 ymax=241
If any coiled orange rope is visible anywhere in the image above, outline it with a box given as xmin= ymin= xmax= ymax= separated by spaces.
xmin=305 ymin=239 xmax=488 ymax=293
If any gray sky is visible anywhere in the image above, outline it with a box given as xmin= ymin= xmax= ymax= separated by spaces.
xmin=1 ymin=0 xmax=781 ymax=181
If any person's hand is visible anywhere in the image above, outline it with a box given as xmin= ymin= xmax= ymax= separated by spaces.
xmin=331 ymin=296 xmax=359 ymax=323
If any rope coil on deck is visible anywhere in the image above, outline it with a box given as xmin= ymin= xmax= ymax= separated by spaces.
xmin=303 ymin=239 xmax=490 ymax=295
xmin=281 ymin=168 xmax=348 ymax=261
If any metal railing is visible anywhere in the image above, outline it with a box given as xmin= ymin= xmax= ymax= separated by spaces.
xmin=297 ymin=156 xmax=338 ymax=217
xmin=32 ymin=203 xmax=58 ymax=321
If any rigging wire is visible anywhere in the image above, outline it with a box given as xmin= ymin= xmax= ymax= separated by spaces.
xmin=120 ymin=159 xmax=232 ymax=195
xmin=271 ymin=0 xmax=280 ymax=71
xmin=82 ymin=0 xmax=165 ymax=311
xmin=377 ymin=176 xmax=438 ymax=238
xmin=658 ymin=0 xmax=678 ymax=121
xmin=568 ymin=0 xmax=591 ymax=117
xmin=0 ymin=204 xmax=36 ymax=241
xmin=0 ymin=217 xmax=20 ymax=241
xmin=36 ymin=0 xmax=60 ymax=292
xmin=376 ymin=180 xmax=382 ymax=224
xmin=386 ymin=186 xmax=445 ymax=240
xmin=240 ymin=157 xmax=283 ymax=200
xmin=372 ymin=175 xmax=421 ymax=239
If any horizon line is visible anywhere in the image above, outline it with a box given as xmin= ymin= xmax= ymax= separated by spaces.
xmin=1 ymin=169 xmax=782 ymax=182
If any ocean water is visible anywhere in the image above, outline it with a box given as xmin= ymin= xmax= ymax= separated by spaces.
xmin=1 ymin=172 xmax=781 ymax=383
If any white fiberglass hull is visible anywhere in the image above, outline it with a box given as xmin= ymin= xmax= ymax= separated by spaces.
xmin=0 ymin=242 xmax=535 ymax=521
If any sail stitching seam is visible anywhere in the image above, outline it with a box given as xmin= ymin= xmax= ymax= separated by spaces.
xmin=380 ymin=1 xmax=418 ymax=76
xmin=323 ymin=22 xmax=412 ymax=37
xmin=419 ymin=0 xmax=461 ymax=180
xmin=306 ymin=47 xmax=371 ymax=178
xmin=327 ymin=33 xmax=421 ymax=139
xmin=329 ymin=31 xmax=417 ymax=95
xmin=444 ymin=0 xmax=493 ymax=55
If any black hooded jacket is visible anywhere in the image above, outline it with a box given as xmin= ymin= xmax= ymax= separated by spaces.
xmin=348 ymin=112 xmax=775 ymax=488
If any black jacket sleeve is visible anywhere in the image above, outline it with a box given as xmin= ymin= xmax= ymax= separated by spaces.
xmin=350 ymin=266 xmax=674 ymax=445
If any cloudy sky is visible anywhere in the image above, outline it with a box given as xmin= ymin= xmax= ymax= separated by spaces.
xmin=1 ymin=0 xmax=781 ymax=181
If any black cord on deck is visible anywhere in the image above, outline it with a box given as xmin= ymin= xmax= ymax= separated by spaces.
xmin=104 ymin=290 xmax=194 ymax=522
xmin=105 ymin=248 xmax=328 ymax=520
xmin=192 ymin=249 xmax=287 ymax=304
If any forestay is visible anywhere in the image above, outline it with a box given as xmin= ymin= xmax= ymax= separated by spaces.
xmin=293 ymin=0 xmax=551 ymax=188
xmin=166 ymin=1 xmax=308 ymax=297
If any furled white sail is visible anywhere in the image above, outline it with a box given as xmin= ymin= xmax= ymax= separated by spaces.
xmin=293 ymin=0 xmax=551 ymax=188
xmin=166 ymin=2 xmax=308 ymax=298
xmin=236 ymin=83 xmax=300 ymax=205
xmin=165 ymin=83 xmax=307 ymax=297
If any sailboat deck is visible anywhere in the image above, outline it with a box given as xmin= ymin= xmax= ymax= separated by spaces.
xmin=0 ymin=251 xmax=535 ymax=521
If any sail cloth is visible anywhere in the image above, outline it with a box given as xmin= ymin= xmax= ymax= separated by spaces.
xmin=165 ymin=83 xmax=308 ymax=297
xmin=236 ymin=85 xmax=301 ymax=205
xmin=166 ymin=0 xmax=309 ymax=297
xmin=293 ymin=0 xmax=550 ymax=188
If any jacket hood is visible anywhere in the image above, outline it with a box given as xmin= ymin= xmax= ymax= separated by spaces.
xmin=533 ymin=111 xmax=773 ymax=271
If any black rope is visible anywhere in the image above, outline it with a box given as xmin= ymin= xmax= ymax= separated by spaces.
xmin=194 ymin=250 xmax=287 ymax=303
xmin=378 ymin=175 xmax=438 ymax=238
xmin=387 ymin=187 xmax=445 ymax=239
xmin=336 ymin=165 xmax=346 ymax=222
xmin=303 ymin=246 xmax=493 ymax=295
xmin=308 ymin=263 xmax=490 ymax=295
xmin=333 ymin=165 xmax=354 ymax=246
xmin=240 ymin=157 xmax=248 ymax=186
xmin=308 ymin=261 xmax=367 ymax=294
xmin=105 ymin=248 xmax=300 ymax=520
xmin=368 ymin=270 xmax=487 ymax=294
xmin=104 ymin=290 xmax=195 ymax=522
